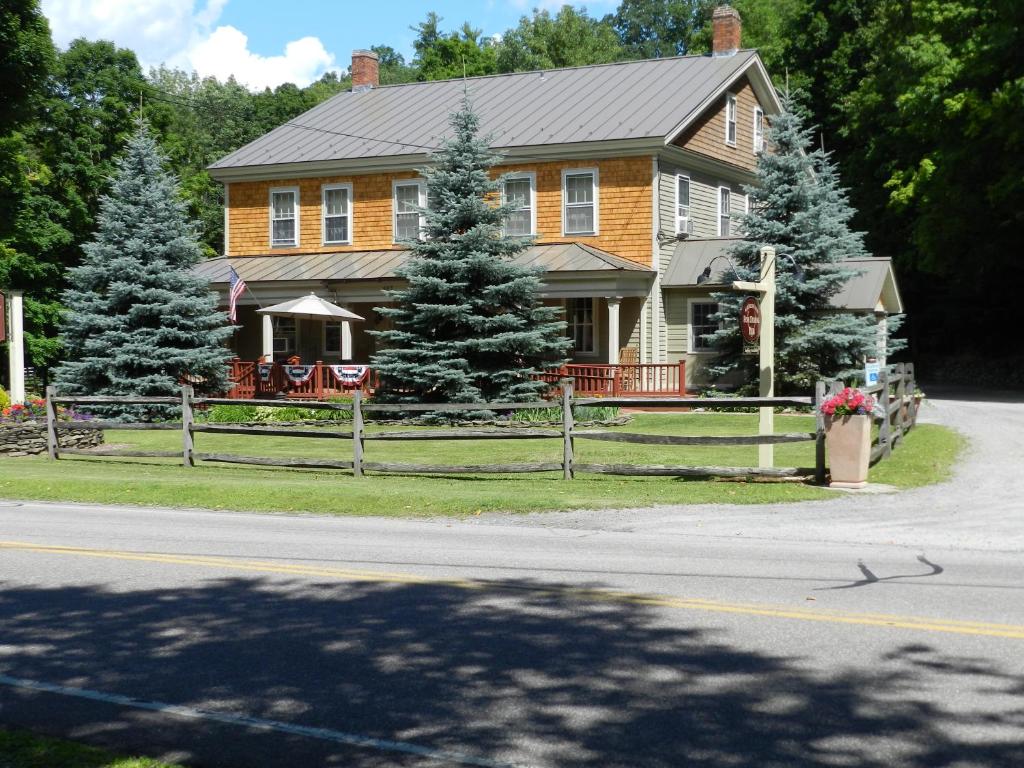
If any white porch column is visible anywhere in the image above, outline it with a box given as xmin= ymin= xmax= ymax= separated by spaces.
xmin=606 ymin=297 xmax=621 ymax=366
xmin=7 ymin=290 xmax=25 ymax=404
xmin=261 ymin=314 xmax=274 ymax=359
xmin=342 ymin=321 xmax=353 ymax=360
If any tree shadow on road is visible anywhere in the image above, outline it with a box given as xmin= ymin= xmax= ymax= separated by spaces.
xmin=0 ymin=576 xmax=1021 ymax=767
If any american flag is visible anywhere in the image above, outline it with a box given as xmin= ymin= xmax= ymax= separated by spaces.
xmin=228 ymin=266 xmax=247 ymax=323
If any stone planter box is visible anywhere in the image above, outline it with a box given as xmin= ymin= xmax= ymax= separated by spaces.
xmin=824 ymin=414 xmax=871 ymax=489
xmin=0 ymin=421 xmax=103 ymax=456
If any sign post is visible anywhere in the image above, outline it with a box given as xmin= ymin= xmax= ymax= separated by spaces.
xmin=731 ymin=247 xmax=776 ymax=468
xmin=5 ymin=290 xmax=25 ymax=404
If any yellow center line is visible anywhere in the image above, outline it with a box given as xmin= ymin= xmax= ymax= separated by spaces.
xmin=3 ymin=540 xmax=1023 ymax=640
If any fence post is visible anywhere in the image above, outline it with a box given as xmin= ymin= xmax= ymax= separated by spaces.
xmin=678 ymin=361 xmax=686 ymax=396
xmin=352 ymin=389 xmax=364 ymax=477
xmin=813 ymin=380 xmax=826 ymax=485
xmin=894 ymin=362 xmax=906 ymax=446
xmin=877 ymin=367 xmax=891 ymax=459
xmin=562 ymin=381 xmax=574 ymax=480
xmin=906 ymin=362 xmax=917 ymax=428
xmin=45 ymin=385 xmax=59 ymax=461
xmin=181 ymin=385 xmax=194 ymax=467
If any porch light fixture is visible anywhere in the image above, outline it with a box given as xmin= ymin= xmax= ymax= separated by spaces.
xmin=696 ymin=252 xmax=802 ymax=285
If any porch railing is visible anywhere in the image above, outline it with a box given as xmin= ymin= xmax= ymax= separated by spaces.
xmin=227 ymin=359 xmax=375 ymax=400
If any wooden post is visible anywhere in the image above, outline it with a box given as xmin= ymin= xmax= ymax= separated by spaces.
xmin=181 ymin=385 xmax=194 ymax=467
xmin=562 ymin=381 xmax=574 ymax=480
xmin=894 ymin=362 xmax=906 ymax=445
xmin=315 ymin=360 xmax=325 ymax=400
xmin=678 ymin=360 xmax=686 ymax=395
xmin=45 ymin=385 xmax=59 ymax=460
xmin=352 ymin=389 xmax=364 ymax=477
xmin=906 ymin=362 xmax=917 ymax=428
xmin=813 ymin=380 xmax=826 ymax=485
xmin=878 ymin=367 xmax=891 ymax=459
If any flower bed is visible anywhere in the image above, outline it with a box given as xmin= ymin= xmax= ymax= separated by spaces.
xmin=1 ymin=399 xmax=102 ymax=456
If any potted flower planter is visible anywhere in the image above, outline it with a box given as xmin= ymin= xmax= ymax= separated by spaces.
xmin=824 ymin=413 xmax=872 ymax=488
xmin=820 ymin=386 xmax=877 ymax=489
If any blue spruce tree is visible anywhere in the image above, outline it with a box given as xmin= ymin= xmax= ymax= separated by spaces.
xmin=55 ymin=125 xmax=232 ymax=414
xmin=372 ymin=96 xmax=569 ymax=405
xmin=706 ymin=95 xmax=904 ymax=392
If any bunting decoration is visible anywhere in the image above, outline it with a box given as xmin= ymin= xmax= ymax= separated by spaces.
xmin=328 ymin=365 xmax=370 ymax=386
xmin=283 ymin=365 xmax=316 ymax=385
xmin=257 ymin=363 xmax=275 ymax=383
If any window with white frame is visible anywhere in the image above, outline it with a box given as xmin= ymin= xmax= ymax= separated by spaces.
xmin=270 ymin=187 xmax=299 ymax=247
xmin=323 ymin=321 xmax=343 ymax=355
xmin=718 ymin=186 xmax=731 ymax=236
xmin=725 ymin=93 xmax=737 ymax=145
xmin=753 ymin=106 xmax=765 ymax=153
xmin=502 ymin=174 xmax=535 ymax=236
xmin=393 ymin=180 xmax=425 ymax=241
xmin=676 ymin=175 xmax=691 ymax=234
xmin=562 ymin=169 xmax=597 ymax=235
xmin=272 ymin=316 xmax=297 ymax=356
xmin=689 ymin=301 xmax=719 ymax=352
xmin=567 ymin=298 xmax=596 ymax=355
xmin=322 ymin=184 xmax=352 ymax=244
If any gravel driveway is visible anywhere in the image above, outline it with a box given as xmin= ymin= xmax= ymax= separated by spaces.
xmin=486 ymin=392 xmax=1024 ymax=552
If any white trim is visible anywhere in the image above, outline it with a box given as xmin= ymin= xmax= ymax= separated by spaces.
xmin=269 ymin=186 xmax=300 ymax=248
xmin=687 ymin=297 xmax=720 ymax=354
xmin=717 ymin=186 xmax=732 ymax=237
xmin=392 ymin=179 xmax=426 ymax=243
xmin=561 ymin=167 xmax=599 ymax=236
xmin=724 ymin=92 xmax=737 ymax=146
xmin=674 ymin=173 xmax=692 ymax=234
xmin=223 ymin=182 xmax=230 ymax=256
xmin=566 ymin=296 xmax=599 ymax=357
xmin=500 ymin=172 xmax=536 ymax=236
xmin=321 ymin=182 xmax=353 ymax=245
xmin=753 ymin=105 xmax=765 ymax=153
xmin=646 ymin=155 xmax=658 ymax=364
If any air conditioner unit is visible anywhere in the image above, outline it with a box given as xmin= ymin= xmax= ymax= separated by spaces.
xmin=677 ymin=217 xmax=694 ymax=237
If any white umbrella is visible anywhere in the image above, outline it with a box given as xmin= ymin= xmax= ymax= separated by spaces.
xmin=257 ymin=293 xmax=364 ymax=322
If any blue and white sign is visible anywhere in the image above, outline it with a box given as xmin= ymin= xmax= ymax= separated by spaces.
xmin=864 ymin=360 xmax=881 ymax=386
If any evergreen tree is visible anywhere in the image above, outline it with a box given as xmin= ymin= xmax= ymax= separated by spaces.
xmin=706 ymin=95 xmax=902 ymax=392
xmin=371 ymin=96 xmax=569 ymax=407
xmin=55 ymin=125 xmax=232 ymax=415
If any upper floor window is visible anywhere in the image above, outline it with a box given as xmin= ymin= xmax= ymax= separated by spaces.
xmin=562 ymin=168 xmax=598 ymax=235
xmin=753 ymin=106 xmax=765 ymax=153
xmin=675 ymin=174 xmax=692 ymax=235
xmin=725 ymin=93 xmax=737 ymax=145
xmin=718 ymin=186 xmax=731 ymax=236
xmin=270 ymin=187 xmax=299 ymax=248
xmin=322 ymin=183 xmax=352 ymax=245
xmin=502 ymin=173 xmax=535 ymax=236
xmin=393 ymin=180 xmax=425 ymax=242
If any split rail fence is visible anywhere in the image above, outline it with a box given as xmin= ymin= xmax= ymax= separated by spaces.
xmin=45 ymin=365 xmax=918 ymax=483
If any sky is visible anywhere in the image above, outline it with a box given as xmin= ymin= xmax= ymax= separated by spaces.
xmin=40 ymin=0 xmax=618 ymax=91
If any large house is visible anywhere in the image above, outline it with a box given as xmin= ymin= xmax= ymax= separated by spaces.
xmin=198 ymin=5 xmax=901 ymax=394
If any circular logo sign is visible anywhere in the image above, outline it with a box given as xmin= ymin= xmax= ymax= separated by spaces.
xmin=740 ymin=297 xmax=761 ymax=344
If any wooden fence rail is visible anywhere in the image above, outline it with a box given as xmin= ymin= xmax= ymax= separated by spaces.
xmin=45 ymin=369 xmax=919 ymax=482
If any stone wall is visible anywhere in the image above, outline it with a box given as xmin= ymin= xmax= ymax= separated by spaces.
xmin=0 ymin=422 xmax=104 ymax=457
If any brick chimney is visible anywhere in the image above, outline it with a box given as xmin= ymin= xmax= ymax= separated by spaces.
xmin=350 ymin=49 xmax=379 ymax=91
xmin=712 ymin=5 xmax=742 ymax=57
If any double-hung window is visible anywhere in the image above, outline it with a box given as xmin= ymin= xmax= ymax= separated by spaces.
xmin=393 ymin=180 xmax=425 ymax=242
xmin=502 ymin=174 xmax=535 ymax=236
xmin=718 ymin=186 xmax=732 ymax=236
xmin=322 ymin=184 xmax=352 ymax=245
xmin=562 ymin=169 xmax=598 ymax=235
xmin=676 ymin=175 xmax=691 ymax=235
xmin=725 ymin=92 xmax=737 ymax=145
xmin=567 ymin=298 xmax=596 ymax=355
xmin=689 ymin=301 xmax=719 ymax=353
xmin=270 ymin=187 xmax=299 ymax=248
xmin=753 ymin=106 xmax=765 ymax=153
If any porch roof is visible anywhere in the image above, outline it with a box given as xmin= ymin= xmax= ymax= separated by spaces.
xmin=195 ymin=243 xmax=653 ymax=285
xmin=662 ymin=238 xmax=904 ymax=313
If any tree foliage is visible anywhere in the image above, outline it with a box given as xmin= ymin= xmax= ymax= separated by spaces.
xmin=497 ymin=7 xmax=624 ymax=71
xmin=412 ymin=14 xmax=497 ymax=80
xmin=371 ymin=98 xmax=568 ymax=407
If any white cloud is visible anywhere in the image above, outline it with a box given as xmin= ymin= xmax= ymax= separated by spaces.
xmin=40 ymin=0 xmax=338 ymax=90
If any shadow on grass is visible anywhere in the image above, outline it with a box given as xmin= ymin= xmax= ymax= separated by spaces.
xmin=2 ymin=576 xmax=1022 ymax=767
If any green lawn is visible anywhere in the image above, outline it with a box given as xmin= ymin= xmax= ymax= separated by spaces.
xmin=0 ymin=728 xmax=183 ymax=768
xmin=0 ymin=414 xmax=962 ymax=516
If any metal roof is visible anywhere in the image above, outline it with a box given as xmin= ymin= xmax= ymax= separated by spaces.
xmin=210 ymin=52 xmax=760 ymax=171
xmin=662 ymin=238 xmax=903 ymax=313
xmin=195 ymin=243 xmax=653 ymax=285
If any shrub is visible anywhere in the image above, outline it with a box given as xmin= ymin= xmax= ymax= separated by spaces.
xmin=0 ymin=387 xmax=8 ymax=409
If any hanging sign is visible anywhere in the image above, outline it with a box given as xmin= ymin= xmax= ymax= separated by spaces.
xmin=864 ymin=360 xmax=881 ymax=386
xmin=740 ymin=297 xmax=761 ymax=344
xmin=257 ymin=363 xmax=275 ymax=383
xmin=328 ymin=365 xmax=369 ymax=386
xmin=283 ymin=365 xmax=315 ymax=385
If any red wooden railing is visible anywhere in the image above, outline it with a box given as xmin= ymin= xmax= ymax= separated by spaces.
xmin=226 ymin=360 xmax=686 ymax=400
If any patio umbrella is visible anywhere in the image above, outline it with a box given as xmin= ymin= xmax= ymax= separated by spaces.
xmin=257 ymin=293 xmax=364 ymax=322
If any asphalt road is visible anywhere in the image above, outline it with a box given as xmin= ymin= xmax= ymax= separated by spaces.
xmin=1 ymin=393 xmax=1023 ymax=767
